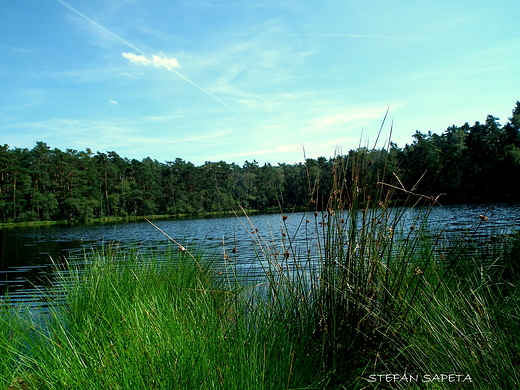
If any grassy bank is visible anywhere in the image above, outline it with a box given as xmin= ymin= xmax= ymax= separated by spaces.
xmin=0 ymin=225 xmax=518 ymax=389
xmin=0 ymin=210 xmax=258 ymax=229
xmin=1 ymin=156 xmax=519 ymax=389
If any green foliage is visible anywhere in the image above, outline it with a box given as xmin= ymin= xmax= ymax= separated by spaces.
xmin=1 ymin=102 xmax=519 ymax=223
xmin=399 ymin=104 xmax=520 ymax=200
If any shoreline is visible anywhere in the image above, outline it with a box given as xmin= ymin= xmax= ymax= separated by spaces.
xmin=2 ymin=197 xmax=519 ymax=229
xmin=0 ymin=211 xmax=241 ymax=229
xmin=0 ymin=207 xmax=313 ymax=229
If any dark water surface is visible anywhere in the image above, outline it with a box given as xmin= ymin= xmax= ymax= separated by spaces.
xmin=1 ymin=203 xmax=519 ymax=307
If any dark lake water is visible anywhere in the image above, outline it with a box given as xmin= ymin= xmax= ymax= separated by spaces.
xmin=1 ymin=203 xmax=520 ymax=308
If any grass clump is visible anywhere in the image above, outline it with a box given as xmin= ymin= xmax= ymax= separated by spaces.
xmin=0 ymin=247 xmax=328 ymax=389
xmin=392 ymin=235 xmax=520 ymax=389
xmin=236 ymin=149 xmax=520 ymax=388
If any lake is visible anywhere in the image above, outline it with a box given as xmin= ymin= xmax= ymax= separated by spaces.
xmin=1 ymin=203 xmax=519 ymax=307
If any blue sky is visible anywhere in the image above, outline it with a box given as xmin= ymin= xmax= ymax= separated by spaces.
xmin=1 ymin=0 xmax=519 ymax=166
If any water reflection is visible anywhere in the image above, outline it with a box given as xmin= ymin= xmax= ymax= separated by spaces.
xmin=1 ymin=203 xmax=519 ymax=307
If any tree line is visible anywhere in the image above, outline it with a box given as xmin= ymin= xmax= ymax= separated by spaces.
xmin=1 ymin=102 xmax=519 ymax=223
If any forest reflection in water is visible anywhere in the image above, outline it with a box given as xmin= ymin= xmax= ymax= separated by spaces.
xmin=1 ymin=203 xmax=519 ymax=308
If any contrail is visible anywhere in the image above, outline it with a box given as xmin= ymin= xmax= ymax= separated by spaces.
xmin=56 ymin=0 xmax=237 ymax=113
xmin=166 ymin=70 xmax=238 ymax=113
xmin=56 ymin=0 xmax=144 ymax=54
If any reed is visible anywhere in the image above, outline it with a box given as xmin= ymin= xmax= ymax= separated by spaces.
xmin=232 ymin=149 xmax=520 ymax=388
xmin=236 ymin=151 xmax=443 ymax=386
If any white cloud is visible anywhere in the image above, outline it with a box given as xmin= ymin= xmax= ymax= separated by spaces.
xmin=109 ymin=100 xmax=119 ymax=104
xmin=122 ymin=51 xmax=238 ymax=112
xmin=122 ymin=52 xmax=181 ymax=71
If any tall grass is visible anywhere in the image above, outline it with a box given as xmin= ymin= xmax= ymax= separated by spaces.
xmin=0 ymin=149 xmax=519 ymax=389
xmin=238 ymin=149 xmax=520 ymax=388
xmin=304 ymin=153 xmax=520 ymax=389
xmin=0 ymin=246 xmax=330 ymax=389
xmin=392 ymin=234 xmax=520 ymax=389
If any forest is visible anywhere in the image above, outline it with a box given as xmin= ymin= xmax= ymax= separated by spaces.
xmin=1 ymin=102 xmax=519 ymax=223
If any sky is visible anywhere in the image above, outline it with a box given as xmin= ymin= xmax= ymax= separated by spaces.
xmin=1 ymin=0 xmax=519 ymax=166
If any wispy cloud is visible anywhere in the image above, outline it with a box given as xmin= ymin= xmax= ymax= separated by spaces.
xmin=174 ymin=129 xmax=234 ymax=143
xmin=122 ymin=52 xmax=180 ymax=71
xmin=1 ymin=89 xmax=47 ymax=112
xmin=0 ymin=44 xmax=32 ymax=54
xmin=261 ymin=32 xmax=435 ymax=40
xmin=302 ymin=106 xmax=394 ymax=134
xmin=146 ymin=114 xmax=184 ymax=122
xmin=5 ymin=117 xmax=234 ymax=156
